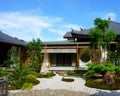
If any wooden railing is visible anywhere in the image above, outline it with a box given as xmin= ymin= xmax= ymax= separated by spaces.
xmin=0 ymin=78 xmax=9 ymax=96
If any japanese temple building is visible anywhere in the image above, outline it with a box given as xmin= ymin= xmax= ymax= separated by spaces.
xmin=41 ymin=20 xmax=120 ymax=71
xmin=0 ymin=20 xmax=120 ymax=72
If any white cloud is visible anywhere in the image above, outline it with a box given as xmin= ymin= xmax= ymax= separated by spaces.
xmin=48 ymin=28 xmax=65 ymax=35
xmin=0 ymin=11 xmax=63 ymax=41
xmin=104 ymin=12 xmax=116 ymax=21
xmin=89 ymin=12 xmax=117 ymax=21
xmin=0 ymin=11 xmax=83 ymax=41
xmin=63 ymin=24 xmax=82 ymax=30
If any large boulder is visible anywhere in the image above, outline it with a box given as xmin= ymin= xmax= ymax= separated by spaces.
xmin=104 ymin=71 xmax=115 ymax=84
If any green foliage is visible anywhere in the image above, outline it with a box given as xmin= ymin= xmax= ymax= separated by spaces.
xmin=115 ymin=66 xmax=120 ymax=77
xmin=39 ymin=71 xmax=55 ymax=78
xmin=9 ymin=65 xmax=30 ymax=89
xmin=87 ymin=63 xmax=116 ymax=75
xmin=67 ymin=70 xmax=85 ymax=77
xmin=9 ymin=64 xmax=38 ymax=89
xmin=80 ymin=48 xmax=90 ymax=62
xmin=2 ymin=45 xmax=40 ymax=90
xmin=93 ymin=18 xmax=110 ymax=47
xmin=85 ymin=77 xmax=120 ymax=90
xmin=87 ymin=63 xmax=96 ymax=74
xmin=89 ymin=28 xmax=102 ymax=49
xmin=67 ymin=70 xmax=75 ymax=75
xmin=4 ymin=48 xmax=21 ymax=67
xmin=9 ymin=65 xmax=29 ymax=81
xmin=21 ymin=83 xmax=33 ymax=90
xmin=27 ymin=38 xmax=43 ymax=72
xmin=107 ymin=51 xmax=120 ymax=66
xmin=106 ymin=30 xmax=116 ymax=42
xmin=27 ymin=71 xmax=39 ymax=77
xmin=89 ymin=18 xmax=116 ymax=64
xmin=0 ymin=67 xmax=8 ymax=77
xmin=94 ymin=18 xmax=110 ymax=32
xmin=26 ymin=74 xmax=37 ymax=83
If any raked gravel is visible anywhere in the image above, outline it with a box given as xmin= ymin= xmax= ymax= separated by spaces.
xmin=9 ymin=74 xmax=120 ymax=96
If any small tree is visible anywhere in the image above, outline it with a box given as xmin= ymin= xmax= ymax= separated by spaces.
xmin=89 ymin=28 xmax=102 ymax=63
xmin=4 ymin=48 xmax=21 ymax=68
xmin=89 ymin=18 xmax=116 ymax=64
xmin=27 ymin=38 xmax=43 ymax=72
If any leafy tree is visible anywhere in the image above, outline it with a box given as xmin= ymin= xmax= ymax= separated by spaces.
xmin=27 ymin=38 xmax=43 ymax=72
xmin=89 ymin=18 xmax=116 ymax=64
xmin=4 ymin=48 xmax=21 ymax=68
xmin=89 ymin=28 xmax=102 ymax=63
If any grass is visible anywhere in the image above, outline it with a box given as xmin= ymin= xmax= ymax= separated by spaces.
xmin=39 ymin=71 xmax=55 ymax=78
xmin=67 ymin=70 xmax=86 ymax=77
xmin=85 ymin=76 xmax=120 ymax=90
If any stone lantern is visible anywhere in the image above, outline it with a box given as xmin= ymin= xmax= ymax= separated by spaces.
xmin=0 ymin=78 xmax=9 ymax=96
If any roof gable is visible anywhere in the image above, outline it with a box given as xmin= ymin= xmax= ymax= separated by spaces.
xmin=108 ymin=21 xmax=120 ymax=35
xmin=64 ymin=21 xmax=120 ymax=39
xmin=0 ymin=31 xmax=27 ymax=46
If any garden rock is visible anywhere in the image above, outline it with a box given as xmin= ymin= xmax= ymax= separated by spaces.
xmin=104 ymin=71 xmax=115 ymax=84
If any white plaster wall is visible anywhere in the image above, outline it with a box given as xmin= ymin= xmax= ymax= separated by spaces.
xmin=100 ymin=47 xmax=108 ymax=62
xmin=78 ymin=47 xmax=108 ymax=69
xmin=72 ymin=61 xmax=76 ymax=67
xmin=79 ymin=60 xmax=91 ymax=69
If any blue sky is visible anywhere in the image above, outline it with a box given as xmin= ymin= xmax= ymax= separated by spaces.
xmin=0 ymin=0 xmax=120 ymax=41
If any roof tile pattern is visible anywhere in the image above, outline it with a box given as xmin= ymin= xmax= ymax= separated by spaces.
xmin=0 ymin=31 xmax=27 ymax=46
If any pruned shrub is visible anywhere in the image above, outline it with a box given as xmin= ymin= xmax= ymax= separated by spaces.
xmin=26 ymin=74 xmax=37 ymax=83
xmin=80 ymin=48 xmax=90 ymax=63
xmin=0 ymin=67 xmax=8 ymax=77
xmin=87 ymin=63 xmax=116 ymax=76
xmin=21 ymin=83 xmax=33 ymax=90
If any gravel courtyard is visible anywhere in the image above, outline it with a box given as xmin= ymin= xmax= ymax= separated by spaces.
xmin=9 ymin=74 xmax=120 ymax=96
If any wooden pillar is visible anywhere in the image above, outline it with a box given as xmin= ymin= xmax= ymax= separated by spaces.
xmin=48 ymin=53 xmax=50 ymax=67
xmin=43 ymin=45 xmax=47 ymax=65
xmin=76 ymin=44 xmax=79 ymax=68
xmin=40 ymin=45 xmax=48 ymax=74
xmin=79 ymin=49 xmax=80 ymax=68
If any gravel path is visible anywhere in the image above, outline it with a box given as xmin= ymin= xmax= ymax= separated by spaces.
xmin=9 ymin=74 xmax=120 ymax=96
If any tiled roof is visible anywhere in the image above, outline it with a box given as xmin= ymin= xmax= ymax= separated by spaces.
xmin=0 ymin=31 xmax=27 ymax=46
xmin=43 ymin=40 xmax=89 ymax=45
xmin=64 ymin=21 xmax=120 ymax=38
xmin=71 ymin=29 xmax=90 ymax=35
xmin=108 ymin=21 xmax=120 ymax=35
xmin=63 ymin=32 xmax=73 ymax=38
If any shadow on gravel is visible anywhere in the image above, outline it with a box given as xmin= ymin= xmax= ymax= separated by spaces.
xmin=9 ymin=89 xmax=91 ymax=96
xmin=91 ymin=90 xmax=120 ymax=96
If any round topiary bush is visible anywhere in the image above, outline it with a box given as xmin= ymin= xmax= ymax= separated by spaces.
xmin=80 ymin=48 xmax=90 ymax=63
xmin=21 ymin=83 xmax=33 ymax=90
xmin=81 ymin=53 xmax=90 ymax=62
xmin=26 ymin=74 xmax=37 ymax=83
